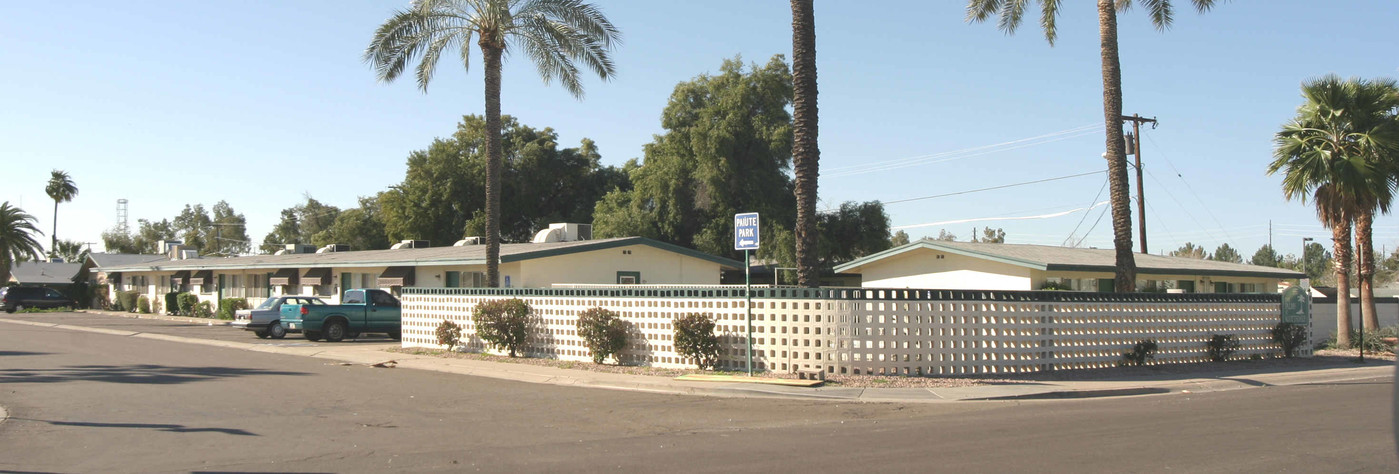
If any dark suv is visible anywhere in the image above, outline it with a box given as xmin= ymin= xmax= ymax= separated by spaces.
xmin=1 ymin=286 xmax=76 ymax=313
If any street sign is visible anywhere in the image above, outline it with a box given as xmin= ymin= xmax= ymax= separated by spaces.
xmin=1280 ymin=285 xmax=1309 ymax=324
xmin=734 ymin=212 xmax=760 ymax=250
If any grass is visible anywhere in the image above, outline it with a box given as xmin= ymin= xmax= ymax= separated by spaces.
xmin=16 ymin=306 xmax=74 ymax=314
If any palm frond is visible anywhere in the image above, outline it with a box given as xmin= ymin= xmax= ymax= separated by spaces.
xmin=1139 ymin=0 xmax=1175 ymax=31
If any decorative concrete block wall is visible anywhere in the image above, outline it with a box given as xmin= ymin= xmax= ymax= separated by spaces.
xmin=401 ymin=287 xmax=1304 ymax=376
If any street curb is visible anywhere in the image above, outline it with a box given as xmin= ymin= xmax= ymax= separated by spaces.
xmin=0 ymin=404 xmax=8 ymax=427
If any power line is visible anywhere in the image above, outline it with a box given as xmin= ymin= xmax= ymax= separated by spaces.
xmin=824 ymin=123 xmax=1104 ymax=178
xmin=1064 ymin=177 xmax=1109 ymax=246
xmin=875 ymin=170 xmax=1105 ymax=207
xmin=1143 ymin=133 xmax=1235 ymax=244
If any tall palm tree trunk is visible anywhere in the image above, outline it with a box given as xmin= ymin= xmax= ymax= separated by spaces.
xmin=791 ymin=0 xmax=820 ymax=288
xmin=482 ymin=43 xmax=504 ymax=288
xmin=1356 ymin=208 xmax=1379 ymax=330
xmin=1333 ymin=220 xmax=1354 ymax=348
xmin=1098 ymin=0 xmax=1136 ymax=292
xmin=51 ymin=201 xmax=59 ymax=258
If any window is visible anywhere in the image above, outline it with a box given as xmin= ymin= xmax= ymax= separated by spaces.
xmin=343 ymin=290 xmax=365 ymax=304
xmin=1214 ymin=282 xmax=1231 ymax=293
xmin=371 ymin=291 xmax=399 ymax=307
xmin=1239 ymin=283 xmax=1259 ymax=293
xmin=1097 ymin=278 xmax=1116 ymax=293
xmin=1177 ymin=280 xmax=1195 ymax=293
xmin=445 ymin=271 xmax=460 ymax=288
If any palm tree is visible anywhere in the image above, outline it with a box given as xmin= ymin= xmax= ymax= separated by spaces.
xmin=1269 ymin=76 xmax=1399 ymax=345
xmin=967 ymin=0 xmax=1221 ymax=291
xmin=366 ymin=0 xmax=620 ymax=287
xmin=791 ymin=0 xmax=820 ymax=288
xmin=0 ymin=202 xmax=46 ymax=284
xmin=45 ymin=170 xmax=78 ymax=257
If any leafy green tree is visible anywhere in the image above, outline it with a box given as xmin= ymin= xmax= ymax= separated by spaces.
xmin=172 ymin=204 xmax=213 ymax=253
xmin=52 ymin=239 xmax=89 ymax=264
xmin=1210 ymin=243 xmax=1242 ymax=263
xmin=935 ymin=229 xmax=957 ymax=241
xmin=44 ymin=170 xmax=78 ymax=256
xmin=314 ymin=195 xmax=391 ymax=251
xmin=1250 ymin=244 xmax=1281 ymax=267
xmin=211 ymin=201 xmax=250 ymax=256
xmin=0 ymin=202 xmax=45 ymax=284
xmin=977 ymin=227 xmax=1006 ymax=244
xmin=381 ymin=116 xmax=625 ymax=246
xmin=1170 ymin=242 xmax=1206 ymax=259
xmin=366 ymin=0 xmax=621 ymax=287
xmin=101 ymin=228 xmax=139 ymax=254
xmin=791 ymin=0 xmax=820 ymax=288
xmin=1269 ymin=75 xmax=1399 ymax=343
xmin=968 ymin=0 xmax=1223 ymax=292
xmin=593 ymin=56 xmax=796 ymax=259
xmin=261 ymin=195 xmax=341 ymax=253
xmin=673 ymin=313 xmax=720 ymax=370
xmin=759 ymin=201 xmax=892 ymax=271
xmin=890 ymin=230 xmax=910 ymax=247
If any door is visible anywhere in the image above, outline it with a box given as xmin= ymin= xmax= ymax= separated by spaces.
xmin=368 ymin=290 xmax=401 ymax=332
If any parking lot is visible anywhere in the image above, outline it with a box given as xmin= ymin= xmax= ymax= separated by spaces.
xmin=0 ymin=311 xmax=399 ymax=349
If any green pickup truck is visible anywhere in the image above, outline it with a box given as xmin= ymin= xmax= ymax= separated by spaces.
xmin=280 ymin=289 xmax=402 ymax=342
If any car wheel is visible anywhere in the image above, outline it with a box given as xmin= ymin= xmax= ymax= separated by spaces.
xmin=305 ymin=331 xmax=322 ymax=342
xmin=255 ymin=330 xmax=269 ymax=339
xmin=3 ymin=305 xmax=14 ymax=314
xmin=388 ymin=330 xmax=401 ymax=341
xmin=268 ymin=322 xmax=287 ymax=339
xmin=324 ymin=320 xmax=347 ymax=343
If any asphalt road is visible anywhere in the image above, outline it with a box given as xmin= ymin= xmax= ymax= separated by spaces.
xmin=1 ymin=312 xmax=1396 ymax=473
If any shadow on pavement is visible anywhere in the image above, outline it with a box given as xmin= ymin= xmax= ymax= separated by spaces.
xmin=0 ymin=351 xmax=51 ymax=357
xmin=40 ymin=420 xmax=256 ymax=436
xmin=0 ymin=364 xmax=310 ymax=385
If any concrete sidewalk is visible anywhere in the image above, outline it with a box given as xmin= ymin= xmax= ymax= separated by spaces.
xmin=3 ymin=312 xmax=1393 ymax=403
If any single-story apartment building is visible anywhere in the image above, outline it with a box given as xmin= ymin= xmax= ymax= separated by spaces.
xmin=100 ymin=235 xmax=741 ymax=308
xmin=835 ymin=239 xmax=1304 ymax=293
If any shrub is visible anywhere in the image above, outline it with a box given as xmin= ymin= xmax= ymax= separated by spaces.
xmin=93 ymin=285 xmax=111 ymax=310
xmin=1206 ymin=334 xmax=1240 ymax=362
xmin=1122 ymin=339 xmax=1158 ymax=367
xmin=136 ymin=295 xmax=151 ymax=314
xmin=673 ymin=313 xmax=721 ymax=370
xmin=473 ymin=299 xmax=531 ymax=357
xmin=1038 ymin=281 xmax=1072 ymax=291
xmin=194 ymin=301 xmax=214 ymax=318
xmin=436 ymin=319 xmax=462 ymax=351
xmin=64 ymin=281 xmax=90 ymax=309
xmin=1349 ymin=329 xmax=1390 ymax=354
xmin=217 ymin=298 xmax=249 ymax=320
xmin=576 ymin=307 xmax=629 ymax=365
xmin=164 ymin=292 xmax=180 ymax=315
xmin=152 ymin=298 xmax=163 ymax=315
xmin=116 ymin=290 xmax=140 ymax=313
xmin=177 ymin=293 xmax=199 ymax=316
xmin=1271 ymin=323 xmax=1308 ymax=358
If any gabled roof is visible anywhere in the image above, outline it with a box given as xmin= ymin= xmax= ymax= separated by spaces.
xmin=100 ymin=237 xmax=742 ymax=272
xmin=9 ymin=262 xmax=83 ymax=284
xmin=835 ymin=239 xmax=1305 ymax=280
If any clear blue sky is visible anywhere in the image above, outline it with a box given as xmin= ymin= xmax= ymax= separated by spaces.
xmin=3 ymin=1 xmax=1397 ymax=260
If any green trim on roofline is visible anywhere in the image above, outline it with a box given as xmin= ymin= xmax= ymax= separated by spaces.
xmin=1045 ymin=264 xmax=1304 ymax=280
xmin=834 ymin=240 xmax=1048 ymax=273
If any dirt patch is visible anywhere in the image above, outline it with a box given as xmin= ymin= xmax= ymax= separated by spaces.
xmin=387 ymin=347 xmax=1394 ymax=389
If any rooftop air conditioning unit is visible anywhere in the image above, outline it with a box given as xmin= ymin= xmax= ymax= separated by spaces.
xmin=316 ymin=244 xmax=351 ymax=254
xmin=454 ymin=237 xmax=483 ymax=246
xmin=283 ymin=243 xmax=316 ymax=254
xmin=390 ymin=240 xmax=430 ymax=250
xmin=531 ymin=223 xmax=593 ymax=243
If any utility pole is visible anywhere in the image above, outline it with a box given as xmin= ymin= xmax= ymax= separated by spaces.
xmin=1122 ymin=114 xmax=1158 ymax=254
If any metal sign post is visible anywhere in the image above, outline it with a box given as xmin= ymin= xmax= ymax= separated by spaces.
xmin=734 ymin=212 xmax=760 ymax=376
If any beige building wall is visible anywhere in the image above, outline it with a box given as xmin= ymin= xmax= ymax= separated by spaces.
xmin=516 ymin=244 xmax=723 ymax=287
xmin=858 ymin=248 xmax=1033 ymax=290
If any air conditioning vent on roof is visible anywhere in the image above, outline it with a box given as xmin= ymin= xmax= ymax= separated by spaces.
xmin=390 ymin=240 xmax=430 ymax=250
xmin=454 ymin=237 xmax=483 ymax=246
xmin=316 ymin=244 xmax=351 ymax=253
xmin=531 ymin=223 xmax=592 ymax=243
